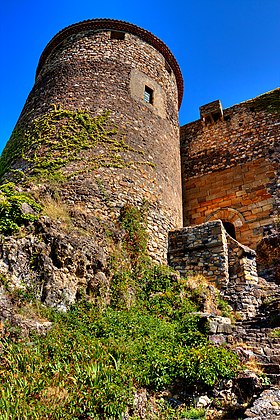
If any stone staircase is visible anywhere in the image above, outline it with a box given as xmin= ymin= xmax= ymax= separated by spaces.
xmin=233 ymin=306 xmax=280 ymax=386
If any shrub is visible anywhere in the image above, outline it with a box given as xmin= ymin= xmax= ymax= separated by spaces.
xmin=0 ymin=182 xmax=41 ymax=235
xmin=0 ymin=299 xmax=240 ymax=418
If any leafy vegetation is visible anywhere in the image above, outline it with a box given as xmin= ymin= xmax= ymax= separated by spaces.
xmin=0 ymin=106 xmax=151 ymax=182
xmin=270 ymin=329 xmax=280 ymax=338
xmin=252 ymin=88 xmax=280 ymax=115
xmin=0 ymin=300 xmax=238 ymax=419
xmin=0 ymin=204 xmax=240 ymax=418
xmin=0 ymin=182 xmax=41 ymax=235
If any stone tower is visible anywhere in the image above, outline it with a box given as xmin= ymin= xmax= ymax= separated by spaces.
xmin=2 ymin=19 xmax=184 ymax=261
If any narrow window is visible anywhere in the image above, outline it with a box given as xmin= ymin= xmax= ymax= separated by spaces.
xmin=110 ymin=31 xmax=125 ymax=40
xmin=144 ymin=86 xmax=153 ymax=104
xmin=212 ymin=112 xmax=221 ymax=122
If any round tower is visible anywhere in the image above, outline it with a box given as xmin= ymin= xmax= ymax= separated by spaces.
xmin=2 ymin=19 xmax=183 ymax=261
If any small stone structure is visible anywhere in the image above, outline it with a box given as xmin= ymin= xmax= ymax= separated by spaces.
xmin=168 ymin=220 xmax=262 ymax=319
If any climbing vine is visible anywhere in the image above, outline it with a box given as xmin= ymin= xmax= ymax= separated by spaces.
xmin=0 ymin=105 xmax=151 ymax=181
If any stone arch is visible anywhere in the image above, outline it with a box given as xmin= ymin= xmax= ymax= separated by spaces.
xmin=206 ymin=207 xmax=245 ymax=227
xmin=206 ymin=208 xmax=245 ymax=240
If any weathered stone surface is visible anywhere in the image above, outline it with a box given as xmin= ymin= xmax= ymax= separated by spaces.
xmin=208 ymin=316 xmax=232 ymax=334
xmin=5 ymin=20 xmax=183 ymax=263
xmin=0 ymin=217 xmax=111 ymax=311
xmin=244 ymin=387 xmax=280 ymax=419
xmin=257 ymin=234 xmax=280 ymax=284
xmin=168 ymin=220 xmax=263 ymax=319
xmin=0 ymin=287 xmax=52 ymax=337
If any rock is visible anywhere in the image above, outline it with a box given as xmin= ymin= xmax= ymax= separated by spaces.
xmin=168 ymin=397 xmax=184 ymax=409
xmin=21 ymin=202 xmax=36 ymax=215
xmin=232 ymin=370 xmax=263 ymax=404
xmin=87 ymin=271 xmax=110 ymax=305
xmin=208 ymin=316 xmax=232 ymax=334
xmin=209 ymin=334 xmax=227 ymax=345
xmin=244 ymin=387 xmax=280 ymax=419
xmin=195 ymin=394 xmax=211 ymax=408
xmin=0 ymin=216 xmax=111 ymax=313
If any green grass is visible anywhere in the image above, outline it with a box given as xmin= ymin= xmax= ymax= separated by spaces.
xmin=0 ymin=205 xmax=240 ymax=418
xmin=0 ymin=279 xmax=239 ymax=419
xmin=270 ymin=329 xmax=280 ymax=338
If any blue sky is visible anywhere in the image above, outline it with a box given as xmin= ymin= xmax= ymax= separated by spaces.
xmin=0 ymin=0 xmax=279 ymax=152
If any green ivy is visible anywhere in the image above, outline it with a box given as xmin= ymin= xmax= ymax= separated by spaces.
xmin=0 ymin=105 xmax=152 ymax=181
xmin=0 ymin=182 xmax=41 ymax=235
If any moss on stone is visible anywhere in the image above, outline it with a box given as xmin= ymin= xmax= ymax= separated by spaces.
xmin=252 ymin=89 xmax=280 ymax=115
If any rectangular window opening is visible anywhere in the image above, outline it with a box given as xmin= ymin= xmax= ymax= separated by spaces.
xmin=110 ymin=31 xmax=125 ymax=40
xmin=144 ymin=86 xmax=154 ymax=104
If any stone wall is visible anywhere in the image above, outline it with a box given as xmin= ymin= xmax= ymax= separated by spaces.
xmin=168 ymin=220 xmax=262 ymax=319
xmin=225 ymin=236 xmax=261 ymax=318
xmin=181 ymin=89 xmax=279 ymax=250
xmin=168 ymin=220 xmax=229 ymax=288
xmin=4 ymin=20 xmax=184 ymax=262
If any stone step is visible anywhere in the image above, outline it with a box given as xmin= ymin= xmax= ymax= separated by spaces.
xmin=261 ymin=363 xmax=280 ymax=374
xmin=267 ymin=373 xmax=280 ymax=385
xmin=239 ymin=328 xmax=280 ymax=336
xmin=270 ymin=355 xmax=280 ymax=364
xmin=240 ymin=334 xmax=280 ymax=349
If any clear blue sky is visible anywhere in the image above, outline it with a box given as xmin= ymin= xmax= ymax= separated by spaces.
xmin=0 ymin=0 xmax=279 ymax=152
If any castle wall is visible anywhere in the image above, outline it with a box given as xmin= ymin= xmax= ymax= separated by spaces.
xmin=4 ymin=21 xmax=184 ymax=262
xmin=181 ymin=89 xmax=279 ymax=250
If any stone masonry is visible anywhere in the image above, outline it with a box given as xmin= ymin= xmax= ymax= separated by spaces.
xmin=168 ymin=220 xmax=262 ymax=319
xmin=181 ymin=89 xmax=279 ymax=251
xmin=0 ymin=19 xmax=279 ymax=416
xmin=4 ymin=19 xmax=184 ymax=262
xmin=1 ymin=19 xmax=279 ymax=308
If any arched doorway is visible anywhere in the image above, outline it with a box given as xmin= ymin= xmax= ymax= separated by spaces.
xmin=206 ymin=207 xmax=245 ymax=243
xmin=222 ymin=221 xmax=236 ymax=239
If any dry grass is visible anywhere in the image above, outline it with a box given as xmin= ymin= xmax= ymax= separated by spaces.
xmin=17 ymin=302 xmax=50 ymax=323
xmin=42 ymin=197 xmax=72 ymax=226
xmin=39 ymin=386 xmax=69 ymax=408
xmin=185 ymin=274 xmax=210 ymax=289
xmin=244 ymin=358 xmax=264 ymax=375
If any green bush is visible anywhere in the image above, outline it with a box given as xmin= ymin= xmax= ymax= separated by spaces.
xmin=0 ymin=299 xmax=239 ymax=419
xmin=0 ymin=182 xmax=41 ymax=235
